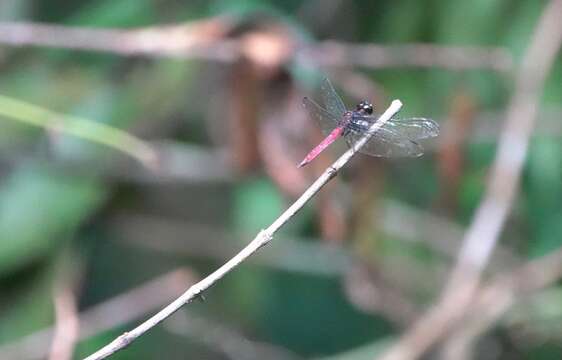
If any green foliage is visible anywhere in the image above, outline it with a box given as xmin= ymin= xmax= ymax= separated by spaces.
xmin=0 ymin=94 xmax=157 ymax=166
xmin=526 ymin=139 xmax=562 ymax=257
xmin=65 ymin=0 xmax=155 ymax=27
xmin=0 ymin=166 xmax=105 ymax=276
xmin=233 ymin=177 xmax=284 ymax=234
xmin=258 ymin=273 xmax=386 ymax=355
xmin=1 ymin=1 xmax=562 ymax=359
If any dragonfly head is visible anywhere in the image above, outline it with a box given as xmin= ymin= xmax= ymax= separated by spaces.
xmin=356 ymin=101 xmax=373 ymax=115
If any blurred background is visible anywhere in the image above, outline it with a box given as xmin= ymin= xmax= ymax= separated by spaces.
xmin=0 ymin=1 xmax=561 ymax=359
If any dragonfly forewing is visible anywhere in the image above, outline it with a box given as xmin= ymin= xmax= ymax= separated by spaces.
xmin=302 ymin=97 xmax=341 ymax=136
xmin=355 ymin=116 xmax=439 ymax=140
xmin=320 ymin=78 xmax=347 ymax=118
xmin=383 ymin=117 xmax=439 ymax=139
xmin=299 ymin=77 xmax=439 ymax=166
xmin=345 ymin=127 xmax=424 ymax=157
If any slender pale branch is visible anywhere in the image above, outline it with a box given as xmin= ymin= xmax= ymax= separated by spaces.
xmin=0 ymin=21 xmax=512 ymax=71
xmin=301 ymin=42 xmax=513 ymax=72
xmin=376 ymin=1 xmax=562 ymax=359
xmin=83 ymin=100 xmax=403 ymax=360
xmin=441 ymin=247 xmax=562 ymax=360
xmin=0 ymin=20 xmax=238 ymax=60
xmin=48 ymin=285 xmax=79 ymax=360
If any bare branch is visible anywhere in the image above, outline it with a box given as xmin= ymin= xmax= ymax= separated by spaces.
xmin=83 ymin=100 xmax=403 ymax=360
xmin=48 ymin=284 xmax=79 ymax=360
xmin=442 ymin=247 xmax=562 ymax=359
xmin=379 ymin=199 xmax=520 ymax=269
xmin=0 ymin=21 xmax=512 ymax=71
xmin=299 ymin=42 xmax=513 ymax=72
xmin=376 ymin=1 xmax=562 ymax=359
xmin=0 ymin=19 xmax=239 ymax=60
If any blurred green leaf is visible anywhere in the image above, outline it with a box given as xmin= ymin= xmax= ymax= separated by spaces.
xmin=67 ymin=0 xmax=155 ymax=27
xmin=232 ymin=177 xmax=284 ymax=235
xmin=435 ymin=0 xmax=507 ymax=44
xmin=526 ymin=139 xmax=562 ymax=257
xmin=532 ymin=213 xmax=562 ymax=258
xmin=502 ymin=1 xmax=543 ymax=59
xmin=210 ymin=0 xmax=280 ymax=18
xmin=0 ymin=263 xmax=55 ymax=342
xmin=376 ymin=0 xmax=427 ymax=42
xmin=0 ymin=0 xmax=29 ymax=21
xmin=0 ymin=94 xmax=157 ymax=167
xmin=0 ymin=166 xmax=105 ymax=275
xmin=317 ymin=338 xmax=393 ymax=360
xmin=259 ymin=274 xmax=385 ymax=355
xmin=458 ymin=168 xmax=486 ymax=224
xmin=543 ymin=61 xmax=562 ymax=105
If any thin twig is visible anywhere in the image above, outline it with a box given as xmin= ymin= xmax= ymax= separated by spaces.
xmin=448 ymin=0 xmax=562 ymax=285
xmin=0 ymin=21 xmax=513 ymax=71
xmin=0 ymin=20 xmax=239 ymax=60
xmin=376 ymin=1 xmax=562 ymax=359
xmin=441 ymin=246 xmax=562 ymax=360
xmin=299 ymin=41 xmax=513 ymax=72
xmin=83 ymin=100 xmax=403 ymax=360
xmin=48 ymin=284 xmax=79 ymax=360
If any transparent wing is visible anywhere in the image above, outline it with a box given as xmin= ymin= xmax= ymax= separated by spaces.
xmin=302 ymin=97 xmax=341 ymax=136
xmin=345 ymin=127 xmax=424 ymax=158
xmin=356 ymin=116 xmax=439 ymax=140
xmin=384 ymin=117 xmax=439 ymax=139
xmin=320 ymin=78 xmax=347 ymax=117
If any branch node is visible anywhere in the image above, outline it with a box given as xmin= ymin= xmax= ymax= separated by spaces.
xmin=327 ymin=166 xmax=339 ymax=179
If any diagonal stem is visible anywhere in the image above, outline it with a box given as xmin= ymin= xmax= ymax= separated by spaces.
xmin=376 ymin=1 xmax=562 ymax=359
xmin=83 ymin=100 xmax=403 ymax=360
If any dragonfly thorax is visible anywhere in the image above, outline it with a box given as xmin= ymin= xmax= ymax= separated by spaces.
xmin=346 ymin=113 xmax=371 ymax=134
xmin=341 ymin=101 xmax=374 ymax=134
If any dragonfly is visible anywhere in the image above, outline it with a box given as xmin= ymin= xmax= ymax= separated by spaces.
xmin=298 ymin=78 xmax=439 ymax=167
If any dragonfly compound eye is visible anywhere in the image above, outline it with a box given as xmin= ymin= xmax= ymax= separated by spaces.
xmin=357 ymin=101 xmax=373 ymax=115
